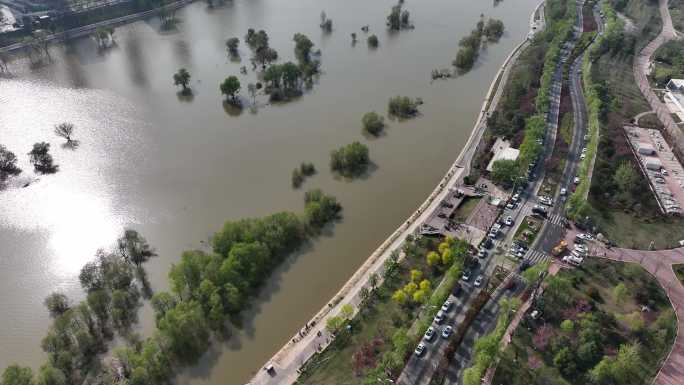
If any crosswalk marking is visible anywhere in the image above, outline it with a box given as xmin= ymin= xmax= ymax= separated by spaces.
xmin=547 ymin=214 xmax=565 ymax=226
xmin=525 ymin=249 xmax=550 ymax=265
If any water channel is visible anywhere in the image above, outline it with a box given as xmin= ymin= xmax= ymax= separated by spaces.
xmin=0 ymin=0 xmax=538 ymax=383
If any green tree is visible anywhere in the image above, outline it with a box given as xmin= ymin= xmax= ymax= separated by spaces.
xmin=392 ymin=289 xmax=408 ymax=305
xmin=340 ymin=303 xmax=354 ymax=319
xmin=117 ymin=229 xmax=156 ymax=267
xmin=426 ymin=251 xmax=441 ymax=267
xmin=490 ymin=159 xmax=520 ymax=187
xmin=280 ymin=61 xmax=302 ymax=91
xmin=483 ymin=19 xmax=504 ymax=41
xmin=613 ymin=161 xmax=637 ymax=194
xmin=254 ymin=46 xmax=278 ymax=69
xmin=419 ymin=279 xmax=431 ymax=291
xmin=388 ymin=96 xmax=420 ymax=118
xmin=293 ymin=33 xmax=314 ymax=63
xmin=560 ymin=319 xmax=574 ymax=333
xmin=264 ymin=64 xmax=283 ymax=88
xmin=43 ymin=293 xmax=70 ymax=318
xmin=173 ymin=68 xmax=191 ymax=93
xmin=362 ymin=112 xmax=385 ymax=136
xmin=441 ymin=248 xmax=454 ymax=265
xmin=613 ymin=282 xmax=628 ymax=304
xmin=329 ymin=141 xmax=370 ymax=177
xmin=157 ymin=300 xmax=210 ymax=364
xmin=410 ymin=269 xmax=423 ymax=282
xmin=412 ymin=289 xmax=428 ymax=303
xmin=1 ymin=365 xmax=34 ymax=385
xmin=553 ymin=347 xmax=578 ymax=378
xmin=0 ymin=145 xmax=21 ymax=181
xmin=326 ymin=316 xmax=344 ymax=333
xmin=387 ymin=5 xmax=402 ymax=30
xmin=220 ymin=76 xmax=241 ymax=103
xmin=590 ymin=357 xmax=614 ymax=384
xmin=35 ymin=364 xmax=65 ymax=385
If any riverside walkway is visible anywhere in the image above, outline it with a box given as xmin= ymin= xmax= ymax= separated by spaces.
xmin=247 ymin=2 xmax=546 ymax=384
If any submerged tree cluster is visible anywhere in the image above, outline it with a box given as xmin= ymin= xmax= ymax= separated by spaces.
xmin=454 ymin=16 xmax=505 ymax=73
xmin=0 ymin=190 xmax=342 ymax=385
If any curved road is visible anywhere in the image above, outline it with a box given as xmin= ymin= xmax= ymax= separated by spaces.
xmin=633 ymin=0 xmax=683 ymax=153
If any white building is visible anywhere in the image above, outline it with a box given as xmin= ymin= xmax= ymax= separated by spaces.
xmin=486 ymin=138 xmax=520 ymax=172
xmin=665 ymin=79 xmax=684 ymax=122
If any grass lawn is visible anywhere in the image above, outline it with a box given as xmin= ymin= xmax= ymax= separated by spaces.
xmin=492 ymin=258 xmax=677 ymax=385
xmin=593 ymin=209 xmax=684 ymax=249
xmin=453 ymin=196 xmax=481 ymax=222
xmin=514 ymin=216 xmax=542 ymax=245
xmin=673 ymin=264 xmax=684 ymax=287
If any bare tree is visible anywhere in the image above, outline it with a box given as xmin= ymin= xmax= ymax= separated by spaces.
xmin=54 ymin=122 xmax=75 ymax=143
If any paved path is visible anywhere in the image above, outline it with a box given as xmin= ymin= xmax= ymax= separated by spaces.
xmin=633 ymin=0 xmax=684 ymax=154
xmin=635 ymin=110 xmax=656 ymax=124
xmin=588 ymin=244 xmax=684 ymax=385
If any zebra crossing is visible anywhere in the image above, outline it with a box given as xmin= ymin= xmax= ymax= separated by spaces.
xmin=547 ymin=214 xmax=565 ymax=226
xmin=524 ymin=249 xmax=550 ymax=265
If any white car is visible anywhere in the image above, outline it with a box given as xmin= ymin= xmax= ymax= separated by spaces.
xmin=560 ymin=187 xmax=567 ymax=196
xmin=424 ymin=326 xmax=436 ymax=342
xmin=434 ymin=310 xmax=445 ymax=324
xmin=474 ymin=275 xmax=484 ymax=287
xmin=441 ymin=325 xmax=453 ymax=339
xmin=504 ymin=216 xmax=514 ymax=226
xmin=574 ymin=177 xmax=580 ymax=184
xmin=577 ymin=233 xmax=593 ymax=241
xmin=512 ymin=193 xmax=520 ymax=202
xmin=441 ymin=300 xmax=453 ymax=312
xmin=506 ymin=202 xmax=516 ymax=210
xmin=415 ymin=343 xmax=426 ymax=356
xmin=574 ymin=244 xmax=588 ymax=253
xmin=563 ymin=254 xmax=584 ymax=266
xmin=580 ymin=153 xmax=586 ymax=160
xmin=581 ymin=147 xmax=587 ymax=153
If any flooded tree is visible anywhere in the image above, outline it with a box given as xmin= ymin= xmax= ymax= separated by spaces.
xmin=54 ymin=122 xmax=75 ymax=144
xmin=320 ymin=11 xmax=332 ymax=32
xmin=226 ymin=37 xmax=239 ymax=57
xmin=362 ymin=111 xmax=385 ymax=136
xmin=220 ymin=76 xmax=241 ymax=104
xmin=367 ymin=34 xmax=379 ymax=48
xmin=330 ymin=141 xmax=370 ymax=177
xmin=117 ymin=229 xmax=157 ymax=267
xmin=0 ymin=145 xmax=22 ymax=181
xmin=173 ymin=68 xmax=191 ymax=94
xmin=44 ymin=293 xmax=70 ymax=318
xmin=28 ymin=142 xmax=58 ymax=174
xmin=388 ymin=95 xmax=421 ymax=118
xmin=253 ymin=46 xmax=278 ymax=69
xmin=293 ymin=33 xmax=314 ymax=63
xmin=93 ymin=27 xmax=115 ymax=49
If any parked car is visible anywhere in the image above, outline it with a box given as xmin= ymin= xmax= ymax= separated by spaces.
xmin=563 ymin=254 xmax=584 ymax=266
xmin=574 ymin=243 xmax=588 ymax=253
xmin=441 ymin=325 xmax=453 ymax=339
xmin=434 ymin=310 xmax=445 ymax=324
xmin=576 ymin=233 xmax=593 ymax=241
xmin=424 ymin=326 xmax=436 ymax=342
xmin=506 ymin=202 xmax=516 ymax=210
xmin=441 ymin=300 xmax=453 ymax=312
xmin=518 ymin=260 xmax=531 ymax=272
xmin=461 ymin=270 xmax=471 ymax=281
xmin=512 ymin=193 xmax=520 ymax=202
xmin=481 ymin=238 xmax=493 ymax=249
xmin=580 ymin=153 xmax=586 ymax=160
xmin=532 ymin=205 xmax=547 ymax=217
xmin=504 ymin=216 xmax=514 ymax=226
xmin=452 ymin=283 xmax=463 ymax=297
xmin=474 ymin=275 xmax=484 ymax=287
xmin=415 ymin=343 xmax=426 ymax=356
xmin=477 ymin=249 xmax=488 ymax=259
xmin=560 ymin=187 xmax=567 ymax=196
xmin=574 ymin=176 xmax=580 ymax=184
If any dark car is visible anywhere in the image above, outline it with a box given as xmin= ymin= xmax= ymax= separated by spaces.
xmin=452 ymin=283 xmax=463 ymax=297
xmin=482 ymin=238 xmax=493 ymax=249
xmin=518 ymin=260 xmax=531 ymax=273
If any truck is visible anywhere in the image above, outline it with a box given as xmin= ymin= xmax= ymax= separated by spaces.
xmin=551 ymin=240 xmax=567 ymax=256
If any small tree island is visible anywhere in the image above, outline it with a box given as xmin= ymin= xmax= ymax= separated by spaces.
xmin=330 ymin=141 xmax=370 ymax=178
xmin=388 ymin=96 xmax=422 ymax=118
xmin=362 ymin=112 xmax=386 ymax=136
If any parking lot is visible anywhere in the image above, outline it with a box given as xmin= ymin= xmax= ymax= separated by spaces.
xmin=624 ymin=125 xmax=684 ymax=214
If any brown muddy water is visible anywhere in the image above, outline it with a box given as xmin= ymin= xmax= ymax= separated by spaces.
xmin=0 ymin=0 xmax=538 ymax=383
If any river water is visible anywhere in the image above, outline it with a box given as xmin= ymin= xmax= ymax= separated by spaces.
xmin=0 ymin=0 xmax=538 ymax=383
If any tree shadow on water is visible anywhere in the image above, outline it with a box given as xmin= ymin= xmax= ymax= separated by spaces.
xmin=177 ymin=89 xmax=195 ymax=103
